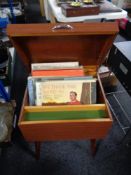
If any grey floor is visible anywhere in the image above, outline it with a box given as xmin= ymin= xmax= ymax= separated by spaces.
xmin=1 ymin=1 xmax=131 ymax=175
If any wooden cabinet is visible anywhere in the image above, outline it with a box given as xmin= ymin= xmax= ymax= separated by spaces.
xmin=7 ymin=22 xmax=118 ymax=159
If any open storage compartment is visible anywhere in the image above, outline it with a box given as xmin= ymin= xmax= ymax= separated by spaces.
xmin=7 ymin=22 xmax=118 ymax=157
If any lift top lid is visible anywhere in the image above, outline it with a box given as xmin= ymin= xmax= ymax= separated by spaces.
xmin=7 ymin=22 xmax=118 ymax=72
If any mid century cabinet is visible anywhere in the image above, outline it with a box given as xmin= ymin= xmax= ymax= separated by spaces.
xmin=7 ymin=22 xmax=118 ymax=159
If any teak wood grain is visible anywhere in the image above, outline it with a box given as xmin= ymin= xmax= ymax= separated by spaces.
xmin=7 ymin=22 xmax=118 ymax=158
xmin=18 ymin=73 xmax=112 ymax=141
xmin=7 ymin=23 xmax=118 ymax=72
xmin=7 ymin=23 xmax=118 ymax=36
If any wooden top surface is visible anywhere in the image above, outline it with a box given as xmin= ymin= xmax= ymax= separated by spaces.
xmin=7 ymin=22 xmax=118 ymax=71
xmin=7 ymin=22 xmax=118 ymax=36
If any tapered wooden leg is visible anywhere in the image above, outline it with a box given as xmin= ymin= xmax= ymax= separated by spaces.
xmin=35 ymin=142 xmax=41 ymax=160
xmin=90 ymin=139 xmax=96 ymax=156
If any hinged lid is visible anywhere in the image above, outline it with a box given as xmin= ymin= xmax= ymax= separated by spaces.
xmin=7 ymin=22 xmax=118 ymax=72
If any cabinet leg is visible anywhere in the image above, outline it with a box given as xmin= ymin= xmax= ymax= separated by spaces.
xmin=35 ymin=142 xmax=41 ymax=160
xmin=90 ymin=139 xmax=96 ymax=156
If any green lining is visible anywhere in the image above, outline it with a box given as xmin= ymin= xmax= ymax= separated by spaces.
xmin=24 ymin=110 xmax=106 ymax=121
